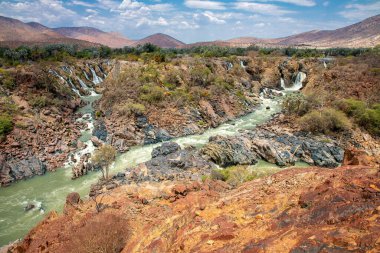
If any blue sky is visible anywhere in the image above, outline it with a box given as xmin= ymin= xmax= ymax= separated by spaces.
xmin=0 ymin=0 xmax=379 ymax=43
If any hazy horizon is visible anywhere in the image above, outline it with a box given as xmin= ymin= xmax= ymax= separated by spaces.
xmin=0 ymin=0 xmax=379 ymax=43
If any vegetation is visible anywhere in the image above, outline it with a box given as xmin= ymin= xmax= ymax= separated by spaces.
xmin=116 ymin=102 xmax=146 ymax=116
xmin=298 ymin=108 xmax=351 ymax=134
xmin=0 ymin=114 xmax=13 ymax=139
xmin=0 ymin=43 xmax=377 ymax=65
xmin=337 ymin=99 xmax=380 ymax=136
xmin=211 ymin=166 xmax=257 ymax=187
xmin=91 ymin=144 xmax=117 ymax=180
xmin=70 ymin=213 xmax=128 ymax=253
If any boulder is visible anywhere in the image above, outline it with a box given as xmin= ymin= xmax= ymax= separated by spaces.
xmin=342 ymin=149 xmax=374 ymax=166
xmin=201 ymin=135 xmax=258 ymax=167
xmin=92 ymin=120 xmax=107 ymax=141
xmin=151 ymin=142 xmax=181 ymax=158
xmin=66 ymin=192 xmax=81 ymax=205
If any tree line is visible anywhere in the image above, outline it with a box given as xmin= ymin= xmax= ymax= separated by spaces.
xmin=0 ymin=43 xmax=378 ymax=64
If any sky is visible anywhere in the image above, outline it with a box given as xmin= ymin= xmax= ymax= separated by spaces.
xmin=0 ymin=0 xmax=379 ymax=43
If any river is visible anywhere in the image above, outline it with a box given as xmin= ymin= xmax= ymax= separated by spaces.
xmin=0 ymin=83 xmax=304 ymax=246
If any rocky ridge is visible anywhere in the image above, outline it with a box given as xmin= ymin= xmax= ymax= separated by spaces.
xmin=11 ymin=162 xmax=380 ymax=252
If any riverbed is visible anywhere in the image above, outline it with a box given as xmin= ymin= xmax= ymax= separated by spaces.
xmin=0 ymin=90 xmax=301 ymax=246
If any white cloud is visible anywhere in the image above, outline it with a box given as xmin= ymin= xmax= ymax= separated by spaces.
xmin=70 ymin=0 xmax=96 ymax=7
xmin=244 ymin=0 xmax=316 ymax=7
xmin=184 ymin=0 xmax=225 ymax=10
xmin=339 ymin=2 xmax=380 ymax=20
xmin=0 ymin=0 xmax=77 ymax=24
xmin=202 ymin=11 xmax=226 ymax=24
xmin=235 ymin=2 xmax=293 ymax=15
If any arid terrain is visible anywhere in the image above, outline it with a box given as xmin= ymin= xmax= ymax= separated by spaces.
xmin=0 ymin=8 xmax=380 ymax=253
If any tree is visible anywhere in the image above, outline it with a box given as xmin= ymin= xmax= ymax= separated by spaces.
xmin=91 ymin=144 xmax=116 ymax=180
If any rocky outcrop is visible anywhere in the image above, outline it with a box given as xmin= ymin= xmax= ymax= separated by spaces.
xmin=13 ymin=165 xmax=380 ymax=253
xmin=89 ymin=142 xmax=214 ymax=196
xmin=92 ymin=120 xmax=108 ymax=142
xmin=0 ymin=154 xmax=46 ymax=186
xmin=201 ymin=129 xmax=344 ymax=167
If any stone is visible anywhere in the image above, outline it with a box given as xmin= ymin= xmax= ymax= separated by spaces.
xmin=66 ymin=192 xmax=80 ymax=205
xmin=151 ymin=142 xmax=181 ymax=158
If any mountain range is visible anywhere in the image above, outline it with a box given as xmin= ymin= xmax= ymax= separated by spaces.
xmin=0 ymin=14 xmax=379 ymax=49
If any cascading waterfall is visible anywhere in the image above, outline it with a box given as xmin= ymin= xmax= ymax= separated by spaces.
xmin=280 ymin=78 xmax=285 ymax=89
xmin=77 ymin=77 xmax=89 ymax=90
xmin=324 ymin=61 xmax=327 ymax=69
xmin=68 ymin=78 xmax=81 ymax=96
xmin=226 ymin=62 xmax=233 ymax=71
xmin=282 ymin=72 xmax=306 ymax=91
xmin=83 ymin=71 xmax=91 ymax=81
xmin=240 ymin=60 xmax=247 ymax=69
xmin=90 ymin=67 xmax=103 ymax=85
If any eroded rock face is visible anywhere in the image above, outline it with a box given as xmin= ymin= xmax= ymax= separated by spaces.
xmin=13 ymin=166 xmax=380 ymax=253
xmin=201 ymin=129 xmax=344 ymax=167
xmin=0 ymin=155 xmax=46 ymax=186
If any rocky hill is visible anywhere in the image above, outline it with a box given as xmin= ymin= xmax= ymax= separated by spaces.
xmin=0 ymin=16 xmax=98 ymax=48
xmin=54 ymin=27 xmax=134 ymax=48
xmin=275 ymin=14 xmax=380 ymax=48
xmin=132 ymin=33 xmax=185 ymax=48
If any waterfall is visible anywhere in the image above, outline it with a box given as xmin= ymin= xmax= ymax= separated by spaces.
xmin=61 ymin=66 xmax=72 ymax=74
xmin=77 ymin=77 xmax=89 ymax=90
xmin=226 ymin=62 xmax=233 ymax=71
xmin=68 ymin=78 xmax=81 ymax=96
xmin=90 ymin=67 xmax=103 ymax=85
xmin=240 ymin=60 xmax=246 ymax=69
xmin=324 ymin=61 xmax=327 ymax=69
xmin=282 ymin=72 xmax=306 ymax=91
xmin=49 ymin=70 xmax=66 ymax=83
xmin=280 ymin=78 xmax=285 ymax=89
xmin=83 ymin=71 xmax=91 ymax=81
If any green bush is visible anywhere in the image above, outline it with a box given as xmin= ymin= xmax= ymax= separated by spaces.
xmin=139 ymin=84 xmax=165 ymax=103
xmin=190 ymin=64 xmax=213 ymax=86
xmin=211 ymin=166 xmax=257 ymax=187
xmin=116 ymin=102 xmax=146 ymax=116
xmin=336 ymin=99 xmax=380 ymax=136
xmin=0 ymin=114 xmax=13 ymax=138
xmin=29 ymin=95 xmax=48 ymax=108
xmin=282 ymin=93 xmax=321 ymax=116
xmin=299 ymin=108 xmax=351 ymax=134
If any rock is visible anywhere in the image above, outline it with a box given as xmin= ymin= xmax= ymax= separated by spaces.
xmin=151 ymin=142 xmax=181 ymax=158
xmin=342 ymin=149 xmax=374 ymax=166
xmin=144 ymin=125 xmax=173 ymax=145
xmin=1 ymin=156 xmax=47 ymax=186
xmin=92 ymin=120 xmax=108 ymax=142
xmin=66 ymin=192 xmax=81 ymax=205
xmin=201 ymin=135 xmax=258 ymax=167
xmin=24 ymin=203 xmax=35 ymax=211
xmin=172 ymin=184 xmax=187 ymax=196
xmin=91 ymin=136 xmax=103 ymax=147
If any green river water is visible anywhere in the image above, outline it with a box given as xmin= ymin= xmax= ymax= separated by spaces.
xmin=0 ymin=93 xmax=308 ymax=246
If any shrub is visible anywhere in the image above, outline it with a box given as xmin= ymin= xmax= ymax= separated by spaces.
xmin=282 ymin=93 xmax=321 ymax=116
xmin=212 ymin=166 xmax=257 ymax=187
xmin=190 ymin=64 xmax=213 ymax=86
xmin=116 ymin=102 xmax=146 ymax=116
xmin=298 ymin=108 xmax=351 ymax=134
xmin=0 ymin=114 xmax=13 ymax=138
xmin=29 ymin=95 xmax=48 ymax=108
xmin=139 ymin=84 xmax=165 ymax=103
xmin=70 ymin=213 xmax=128 ymax=253
xmin=336 ymin=99 xmax=380 ymax=136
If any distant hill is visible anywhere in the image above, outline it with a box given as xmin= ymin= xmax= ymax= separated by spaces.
xmin=274 ymin=14 xmax=380 ymax=48
xmin=54 ymin=27 xmax=134 ymax=48
xmin=0 ymin=14 xmax=379 ymax=49
xmin=0 ymin=16 xmax=99 ymax=48
xmin=132 ymin=33 xmax=185 ymax=48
